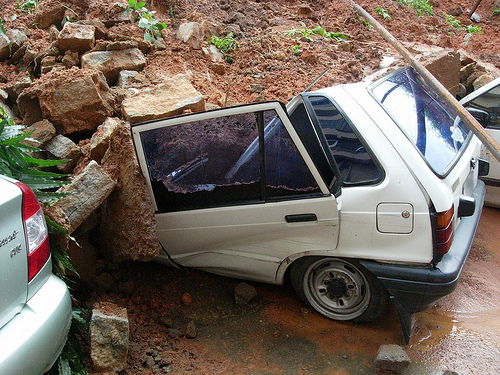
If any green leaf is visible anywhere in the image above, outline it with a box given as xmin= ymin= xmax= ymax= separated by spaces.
xmin=0 ymin=19 xmax=11 ymax=56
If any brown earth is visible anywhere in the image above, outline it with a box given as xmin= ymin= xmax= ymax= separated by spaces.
xmin=1 ymin=0 xmax=500 ymax=373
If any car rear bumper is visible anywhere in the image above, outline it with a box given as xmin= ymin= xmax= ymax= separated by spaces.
xmin=0 ymin=275 xmax=72 ymax=375
xmin=360 ymin=180 xmax=486 ymax=313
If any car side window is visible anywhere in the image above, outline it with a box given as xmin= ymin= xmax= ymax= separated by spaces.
xmin=139 ymin=109 xmax=321 ymax=212
xmin=308 ymin=95 xmax=382 ymax=185
xmin=465 ymin=84 xmax=500 ymax=129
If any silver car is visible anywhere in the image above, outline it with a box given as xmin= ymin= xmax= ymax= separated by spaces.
xmin=0 ymin=175 xmax=72 ymax=375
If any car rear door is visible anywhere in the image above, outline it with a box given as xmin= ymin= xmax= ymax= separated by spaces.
xmin=460 ymin=78 xmax=500 ymax=207
xmin=132 ymin=101 xmax=340 ymax=283
xmin=0 ymin=177 xmax=28 ymax=329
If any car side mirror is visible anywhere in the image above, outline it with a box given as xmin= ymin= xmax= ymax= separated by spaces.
xmin=466 ymin=107 xmax=491 ymax=128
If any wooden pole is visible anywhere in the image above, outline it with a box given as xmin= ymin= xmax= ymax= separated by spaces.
xmin=350 ymin=1 xmax=500 ymax=163
xmin=469 ymin=0 xmax=484 ymax=17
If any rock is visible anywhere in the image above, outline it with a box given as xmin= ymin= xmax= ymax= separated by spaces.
xmin=79 ymin=19 xmax=108 ymax=40
xmin=89 ymin=117 xmax=121 ymax=163
xmin=203 ymin=44 xmax=225 ymax=63
xmin=401 ymin=361 xmax=442 ymax=375
xmin=99 ymin=119 xmax=161 ymax=261
xmin=22 ymin=119 xmax=56 ymax=148
xmin=235 ymin=282 xmax=258 ymax=305
xmin=40 ymin=55 xmax=63 ymax=74
xmin=177 ymin=22 xmax=204 ymax=49
xmin=374 ymin=344 xmax=411 ymax=373
xmin=58 ymin=22 xmax=96 ymax=53
xmin=473 ymin=74 xmax=495 ymax=90
xmin=90 ymin=302 xmax=129 ymax=373
xmin=167 ymin=328 xmax=182 ymax=339
xmin=121 ymin=74 xmax=205 ymax=124
xmin=54 ymin=160 xmax=117 ymax=233
xmin=35 ymin=1 xmax=65 ymax=29
xmin=45 ymin=134 xmax=82 ymax=173
xmin=117 ymin=70 xmax=147 ymax=88
xmin=81 ymin=48 xmax=146 ymax=85
xmin=470 ymin=12 xmax=481 ymax=23
xmin=5 ymin=71 xmax=31 ymax=101
xmin=62 ymin=50 xmax=80 ymax=67
xmin=417 ymin=48 xmax=461 ymax=96
xmin=17 ymin=68 xmax=114 ymax=133
xmin=0 ymin=29 xmax=28 ymax=61
xmin=185 ymin=321 xmax=197 ymax=339
xmin=181 ymin=293 xmax=193 ymax=306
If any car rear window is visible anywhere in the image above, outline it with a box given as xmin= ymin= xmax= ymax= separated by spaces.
xmin=371 ymin=68 xmax=471 ymax=176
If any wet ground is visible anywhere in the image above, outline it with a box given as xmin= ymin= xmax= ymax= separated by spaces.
xmin=92 ymin=207 xmax=500 ymax=374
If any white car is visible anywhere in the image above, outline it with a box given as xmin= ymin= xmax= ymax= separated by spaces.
xmin=132 ymin=67 xmax=487 ymax=342
xmin=0 ymin=175 xmax=72 ymax=374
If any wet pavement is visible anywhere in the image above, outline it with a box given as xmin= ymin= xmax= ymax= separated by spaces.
xmin=178 ymin=207 xmax=500 ymax=374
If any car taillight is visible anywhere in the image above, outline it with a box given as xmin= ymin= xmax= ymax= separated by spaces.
xmin=434 ymin=206 xmax=454 ymax=257
xmin=15 ymin=182 xmax=50 ymax=282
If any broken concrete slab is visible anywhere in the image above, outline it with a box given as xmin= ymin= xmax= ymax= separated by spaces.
xmin=99 ymin=119 xmax=161 ymax=261
xmin=374 ymin=344 xmax=411 ymax=373
xmin=81 ymin=48 xmax=146 ymax=84
xmin=58 ymin=22 xmax=96 ymax=54
xmin=121 ymin=74 xmax=205 ymax=124
xmin=45 ymin=134 xmax=82 ymax=173
xmin=90 ymin=302 xmax=129 ymax=373
xmin=55 ymin=160 xmax=116 ymax=233
xmin=17 ymin=68 xmax=114 ymax=133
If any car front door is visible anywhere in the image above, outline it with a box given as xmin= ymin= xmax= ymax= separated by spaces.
xmin=132 ymin=101 xmax=340 ymax=283
xmin=461 ymin=78 xmax=500 ymax=207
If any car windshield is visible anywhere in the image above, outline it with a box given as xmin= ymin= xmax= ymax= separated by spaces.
xmin=371 ymin=68 xmax=471 ymax=176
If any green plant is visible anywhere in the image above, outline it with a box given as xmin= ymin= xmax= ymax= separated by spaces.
xmin=18 ymin=0 xmax=38 ymax=13
xmin=375 ymin=8 xmax=391 ymax=20
xmin=494 ymin=8 xmax=500 ymax=15
xmin=466 ymin=24 xmax=482 ymax=34
xmin=292 ymin=45 xmax=302 ymax=55
xmin=361 ymin=19 xmax=373 ymax=28
xmin=124 ymin=0 xmax=167 ymax=43
xmin=445 ymin=14 xmax=461 ymax=28
xmin=210 ymin=32 xmax=238 ymax=54
xmin=285 ymin=22 xmax=347 ymax=42
xmin=396 ymin=0 xmax=433 ymax=16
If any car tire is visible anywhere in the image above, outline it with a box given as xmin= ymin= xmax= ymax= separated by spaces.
xmin=290 ymin=257 xmax=388 ymax=322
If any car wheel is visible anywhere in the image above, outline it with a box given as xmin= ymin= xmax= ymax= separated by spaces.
xmin=290 ymin=257 xmax=388 ymax=322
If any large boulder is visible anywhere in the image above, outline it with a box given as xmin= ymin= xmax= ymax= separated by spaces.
xmin=17 ymin=68 xmax=114 ymax=134
xmin=99 ymin=118 xmax=161 ymax=262
xmin=81 ymin=48 xmax=147 ymax=84
xmin=121 ymin=74 xmax=205 ymax=124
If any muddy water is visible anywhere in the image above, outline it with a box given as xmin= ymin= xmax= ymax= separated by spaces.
xmin=406 ymin=207 xmax=500 ymax=374
xmin=191 ymin=208 xmax=500 ymax=374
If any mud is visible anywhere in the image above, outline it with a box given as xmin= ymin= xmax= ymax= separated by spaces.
xmin=81 ymin=207 xmax=500 ymax=374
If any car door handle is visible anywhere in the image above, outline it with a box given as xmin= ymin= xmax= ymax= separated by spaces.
xmin=285 ymin=214 xmax=318 ymax=223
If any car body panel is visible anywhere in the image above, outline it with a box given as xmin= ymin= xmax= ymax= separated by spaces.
xmin=0 ymin=275 xmax=72 ymax=375
xmin=0 ymin=177 xmax=28 ymax=331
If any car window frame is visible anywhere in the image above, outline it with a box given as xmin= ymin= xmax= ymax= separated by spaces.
xmin=132 ymin=100 xmax=333 ymax=213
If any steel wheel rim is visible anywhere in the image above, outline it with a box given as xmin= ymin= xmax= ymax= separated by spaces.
xmin=304 ymin=259 xmax=370 ymax=320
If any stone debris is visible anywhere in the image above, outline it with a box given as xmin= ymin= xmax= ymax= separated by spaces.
xmin=374 ymin=344 xmax=411 ymax=373
xmin=121 ymin=74 xmax=205 ymax=124
xmin=45 ymin=134 xmax=82 ymax=173
xmin=55 ymin=160 xmax=116 ymax=233
xmin=22 ymin=119 xmax=57 ymax=148
xmin=81 ymin=48 xmax=147 ymax=84
xmin=234 ymin=282 xmax=258 ymax=305
xmin=177 ymin=22 xmax=204 ymax=50
xmin=0 ymin=29 xmax=28 ymax=61
xmin=57 ymin=22 xmax=96 ymax=53
xmin=90 ymin=302 xmax=129 ymax=373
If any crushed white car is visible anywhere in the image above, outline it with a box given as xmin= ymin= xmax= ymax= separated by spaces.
xmin=132 ymin=67 xmax=488 ymax=342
